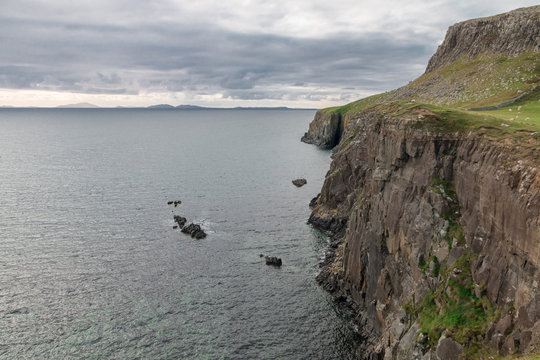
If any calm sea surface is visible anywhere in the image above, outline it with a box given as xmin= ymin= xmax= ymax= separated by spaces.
xmin=0 ymin=109 xmax=359 ymax=359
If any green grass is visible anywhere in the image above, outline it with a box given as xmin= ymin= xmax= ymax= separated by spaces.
xmin=473 ymin=86 xmax=540 ymax=132
xmin=317 ymin=51 xmax=540 ymax=143
xmin=407 ymin=51 xmax=540 ymax=109
xmin=414 ymin=252 xmax=496 ymax=357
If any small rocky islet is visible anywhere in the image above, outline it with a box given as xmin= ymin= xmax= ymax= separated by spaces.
xmin=168 ymin=201 xmax=207 ymax=239
xmin=292 ymin=178 xmax=307 ymax=187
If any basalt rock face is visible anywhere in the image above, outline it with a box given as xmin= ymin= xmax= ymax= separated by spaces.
xmin=306 ymin=7 xmax=540 ymax=358
xmin=301 ymin=110 xmax=343 ymax=148
xmin=310 ymin=108 xmax=540 ymax=358
xmin=426 ymin=6 xmax=540 ymax=73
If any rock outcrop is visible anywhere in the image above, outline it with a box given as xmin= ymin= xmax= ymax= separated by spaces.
xmin=304 ymin=6 xmax=540 ymax=359
xmin=426 ymin=5 xmax=540 ymax=73
xmin=301 ymin=110 xmax=343 ymax=148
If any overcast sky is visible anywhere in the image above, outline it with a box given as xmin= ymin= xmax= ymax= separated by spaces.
xmin=0 ymin=0 xmax=538 ymax=107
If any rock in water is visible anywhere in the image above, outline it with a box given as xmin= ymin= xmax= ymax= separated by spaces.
xmin=173 ymin=215 xmax=187 ymax=228
xmin=167 ymin=201 xmax=173 ymax=205
xmin=181 ymin=223 xmax=207 ymax=239
xmin=265 ymin=256 xmax=282 ymax=267
xmin=292 ymin=178 xmax=307 ymax=187
xmin=192 ymin=230 xmax=207 ymax=239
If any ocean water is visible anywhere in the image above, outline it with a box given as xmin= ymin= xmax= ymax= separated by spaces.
xmin=0 ymin=109 xmax=359 ymax=359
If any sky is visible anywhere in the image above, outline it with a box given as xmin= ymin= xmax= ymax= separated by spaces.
xmin=0 ymin=0 xmax=538 ymax=108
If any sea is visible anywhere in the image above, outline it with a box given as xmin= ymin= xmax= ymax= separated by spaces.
xmin=0 ymin=108 xmax=360 ymax=359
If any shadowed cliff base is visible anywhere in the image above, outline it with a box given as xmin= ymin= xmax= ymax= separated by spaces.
xmin=304 ymin=5 xmax=540 ymax=360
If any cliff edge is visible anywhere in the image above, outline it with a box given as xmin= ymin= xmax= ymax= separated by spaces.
xmin=304 ymin=6 xmax=540 ymax=360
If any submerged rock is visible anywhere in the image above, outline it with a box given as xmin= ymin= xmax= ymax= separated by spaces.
xmin=292 ymin=178 xmax=307 ymax=187
xmin=265 ymin=256 xmax=282 ymax=267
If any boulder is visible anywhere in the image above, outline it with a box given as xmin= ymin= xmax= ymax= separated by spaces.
xmin=265 ymin=256 xmax=282 ymax=267
xmin=435 ymin=335 xmax=463 ymax=360
xmin=292 ymin=178 xmax=307 ymax=187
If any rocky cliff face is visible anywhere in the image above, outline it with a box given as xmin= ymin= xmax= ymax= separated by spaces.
xmin=301 ymin=110 xmax=343 ymax=148
xmin=426 ymin=6 xmax=540 ymax=73
xmin=305 ymin=6 xmax=540 ymax=360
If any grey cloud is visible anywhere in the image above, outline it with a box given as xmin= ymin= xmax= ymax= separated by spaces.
xmin=0 ymin=8 xmax=436 ymax=101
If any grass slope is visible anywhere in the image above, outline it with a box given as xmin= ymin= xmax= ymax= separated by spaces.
xmin=323 ymin=51 xmax=540 ymax=141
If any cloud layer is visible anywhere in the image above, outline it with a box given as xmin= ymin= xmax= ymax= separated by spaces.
xmin=0 ymin=0 xmax=538 ymax=107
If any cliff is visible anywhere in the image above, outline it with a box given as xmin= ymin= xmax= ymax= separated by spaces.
xmin=301 ymin=110 xmax=343 ymax=148
xmin=426 ymin=6 xmax=540 ymax=73
xmin=304 ymin=6 xmax=540 ymax=360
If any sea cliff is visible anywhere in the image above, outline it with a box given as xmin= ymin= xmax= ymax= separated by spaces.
xmin=304 ymin=6 xmax=540 ymax=359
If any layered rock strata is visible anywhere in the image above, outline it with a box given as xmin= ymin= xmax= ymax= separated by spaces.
xmin=305 ymin=6 xmax=540 ymax=359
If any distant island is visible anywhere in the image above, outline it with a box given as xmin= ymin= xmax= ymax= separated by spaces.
xmin=56 ymin=102 xmax=101 ymax=108
xmin=145 ymin=104 xmax=310 ymax=110
xmin=1 ymin=103 xmax=314 ymax=110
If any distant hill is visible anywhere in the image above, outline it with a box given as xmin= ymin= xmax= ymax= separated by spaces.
xmin=57 ymin=102 xmax=100 ymax=108
xmin=147 ymin=104 xmax=176 ymax=109
xmin=176 ymin=104 xmax=206 ymax=110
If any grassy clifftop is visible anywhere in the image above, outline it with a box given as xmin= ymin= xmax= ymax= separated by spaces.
xmin=321 ymin=6 xmax=540 ymax=139
xmin=322 ymin=51 xmax=540 ymax=138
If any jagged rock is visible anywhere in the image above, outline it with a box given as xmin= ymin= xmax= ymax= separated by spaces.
xmin=397 ymin=322 xmax=420 ymax=357
xmin=292 ymin=178 xmax=307 ymax=187
xmin=265 ymin=256 xmax=282 ymax=267
xmin=435 ymin=336 xmax=463 ymax=360
xmin=173 ymin=215 xmax=187 ymax=228
xmin=425 ymin=6 xmax=540 ymax=73
xmin=495 ymin=315 xmax=513 ymax=336
xmin=181 ymin=223 xmax=207 ymax=239
xmin=192 ymin=230 xmax=207 ymax=239
xmin=309 ymin=193 xmax=320 ymax=208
